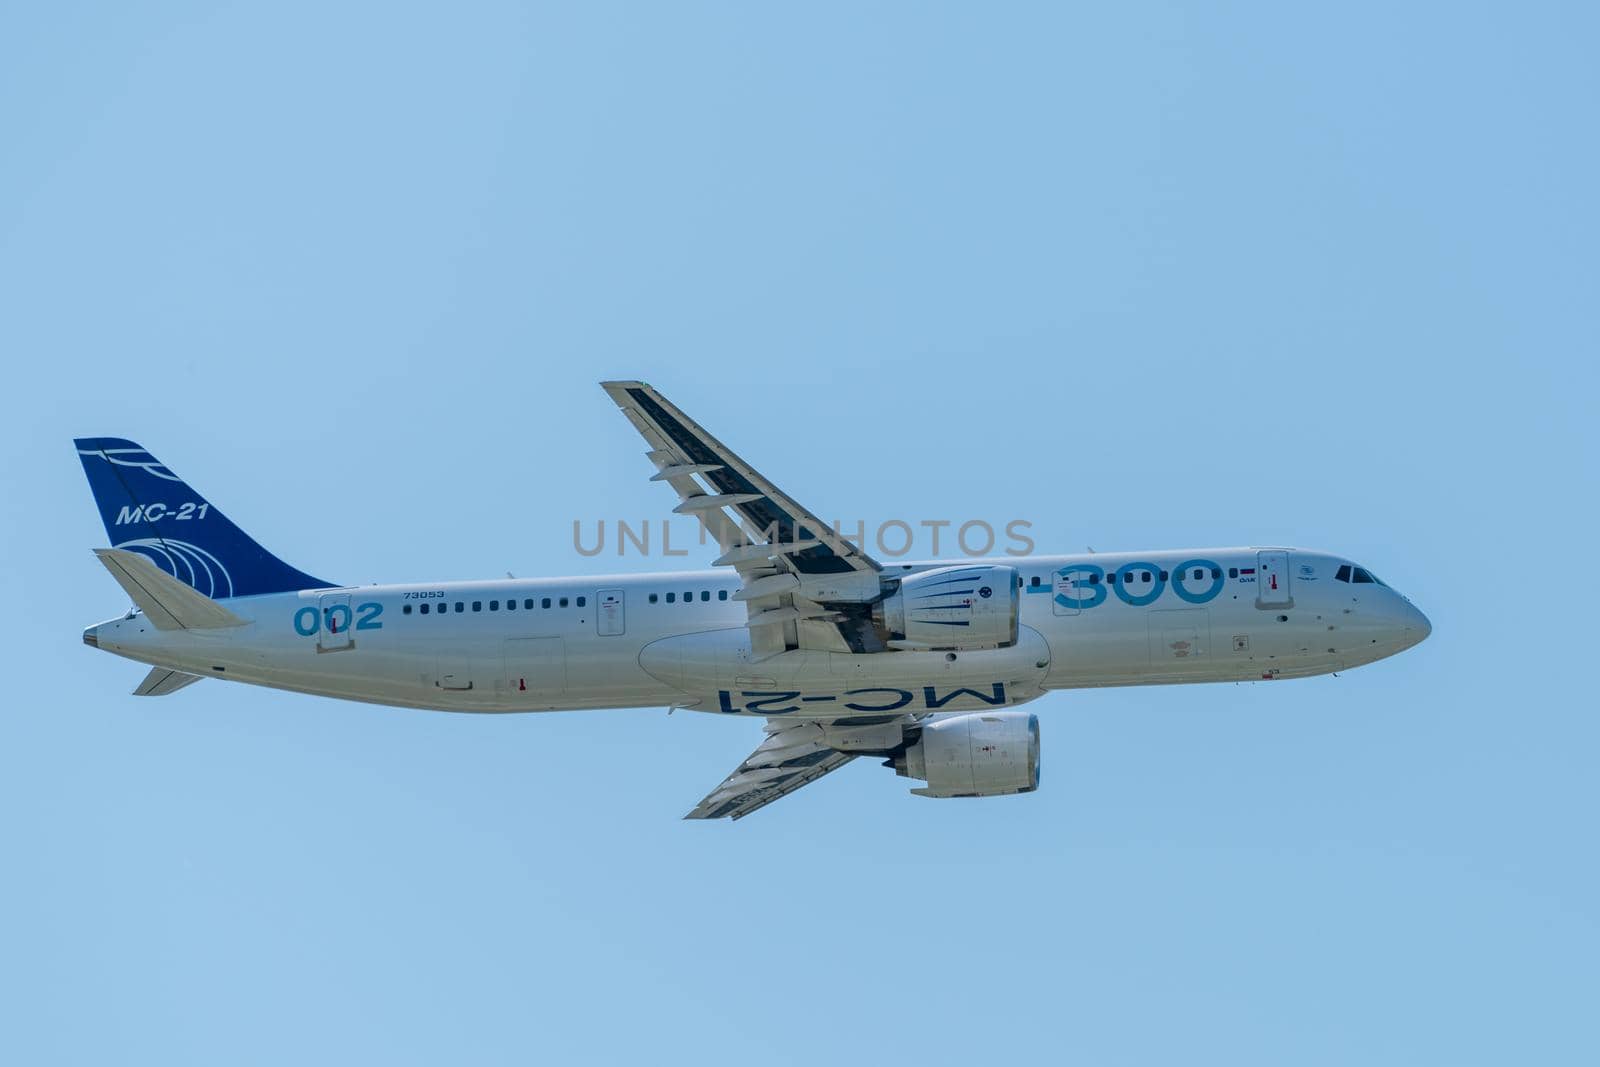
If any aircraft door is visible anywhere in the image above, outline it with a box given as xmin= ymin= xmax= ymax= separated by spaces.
xmin=597 ymin=588 xmax=625 ymax=636
xmin=318 ymin=592 xmax=354 ymax=652
xmin=1052 ymin=570 xmax=1082 ymax=616
xmin=1150 ymin=608 xmax=1210 ymax=662
xmin=437 ymin=651 xmax=473 ymax=690
xmin=504 ymin=637 xmax=566 ymax=695
xmin=1256 ymin=550 xmax=1294 ymax=609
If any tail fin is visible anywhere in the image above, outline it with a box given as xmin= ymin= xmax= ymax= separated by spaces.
xmin=75 ymin=438 xmax=331 ymax=599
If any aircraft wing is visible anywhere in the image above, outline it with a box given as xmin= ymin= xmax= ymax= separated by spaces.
xmin=685 ymin=719 xmax=860 ymax=820
xmin=601 ymin=381 xmax=885 ymax=657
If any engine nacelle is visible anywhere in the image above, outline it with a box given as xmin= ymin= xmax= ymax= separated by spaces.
xmin=874 ymin=564 xmax=1019 ymax=651
xmin=894 ymin=711 xmax=1040 ymax=798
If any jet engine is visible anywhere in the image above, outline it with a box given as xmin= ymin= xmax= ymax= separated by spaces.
xmin=873 ymin=564 xmax=1019 ymax=651
xmin=892 ymin=711 xmax=1040 ymax=798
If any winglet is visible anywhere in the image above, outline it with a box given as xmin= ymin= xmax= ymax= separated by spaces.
xmin=94 ymin=548 xmax=250 ymax=631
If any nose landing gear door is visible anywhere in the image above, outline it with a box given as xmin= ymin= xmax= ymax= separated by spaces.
xmin=1255 ymin=551 xmax=1294 ymax=609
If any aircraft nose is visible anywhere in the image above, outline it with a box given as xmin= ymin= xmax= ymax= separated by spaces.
xmin=1397 ymin=600 xmax=1431 ymax=647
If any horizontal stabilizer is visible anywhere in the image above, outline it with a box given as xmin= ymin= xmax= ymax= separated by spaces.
xmin=94 ymin=548 xmax=250 ymax=631
xmin=133 ymin=667 xmax=204 ymax=697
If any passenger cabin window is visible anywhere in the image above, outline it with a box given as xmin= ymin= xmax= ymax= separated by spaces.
xmin=718 ymin=590 xmax=728 ymax=601
xmin=1030 ymin=576 xmax=1040 ymax=588
xmin=417 ymin=603 xmax=427 ymax=614
xmin=576 ymin=596 xmax=586 ymax=607
xmin=700 ymin=591 xmax=709 ymax=602
xmin=472 ymin=601 xmax=482 ymax=612
xmin=524 ymin=599 xmax=534 ymax=610
xmin=666 ymin=592 xmax=675 ymax=603
xmin=489 ymin=600 xmax=499 ymax=611
xmin=541 ymin=597 xmax=551 ymax=609
xmin=649 ymin=593 xmax=659 ymax=604
xmin=559 ymin=597 xmax=569 ymax=607
xmin=403 ymin=604 xmax=413 ymax=615
xmin=455 ymin=602 xmax=465 ymax=613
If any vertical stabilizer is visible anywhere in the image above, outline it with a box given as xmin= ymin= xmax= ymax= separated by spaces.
xmin=75 ymin=438 xmax=330 ymax=599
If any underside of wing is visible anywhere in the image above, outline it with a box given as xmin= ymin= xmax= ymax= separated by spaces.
xmin=685 ymin=719 xmax=859 ymax=820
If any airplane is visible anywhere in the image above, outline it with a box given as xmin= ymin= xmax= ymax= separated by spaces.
xmin=76 ymin=381 xmax=1431 ymax=819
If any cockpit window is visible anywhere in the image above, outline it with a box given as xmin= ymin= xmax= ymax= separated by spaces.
xmin=1337 ymin=563 xmax=1392 ymax=586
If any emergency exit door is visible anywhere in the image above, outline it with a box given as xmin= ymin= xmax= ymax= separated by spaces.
xmin=597 ymin=589 xmax=625 ymax=636
xmin=1052 ymin=571 xmax=1084 ymax=616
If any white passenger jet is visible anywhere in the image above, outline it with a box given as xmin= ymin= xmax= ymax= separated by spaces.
xmin=78 ymin=382 xmax=1430 ymax=818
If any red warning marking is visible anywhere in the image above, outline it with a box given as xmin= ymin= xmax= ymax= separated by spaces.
xmin=519 ymin=678 xmax=526 ymax=691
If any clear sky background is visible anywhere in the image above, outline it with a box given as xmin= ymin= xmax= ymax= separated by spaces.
xmin=2 ymin=3 xmax=1595 ymax=1064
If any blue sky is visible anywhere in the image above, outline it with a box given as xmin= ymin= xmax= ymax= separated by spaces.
xmin=2 ymin=3 xmax=1595 ymax=1064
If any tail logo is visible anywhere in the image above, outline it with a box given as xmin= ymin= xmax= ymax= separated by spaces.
xmin=75 ymin=446 xmax=184 ymax=483
xmin=115 ymin=502 xmax=211 ymax=525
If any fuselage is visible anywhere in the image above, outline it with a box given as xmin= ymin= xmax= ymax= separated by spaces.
xmin=83 ymin=546 xmax=1431 ymax=719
